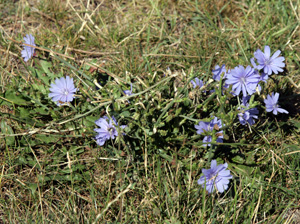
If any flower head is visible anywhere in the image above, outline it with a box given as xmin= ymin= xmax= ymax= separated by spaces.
xmin=21 ymin=34 xmax=36 ymax=62
xmin=94 ymin=116 xmax=126 ymax=146
xmin=256 ymin=72 xmax=269 ymax=93
xmin=253 ymin=45 xmax=285 ymax=75
xmin=238 ymin=96 xmax=259 ymax=126
xmin=250 ymin=57 xmax=258 ymax=69
xmin=225 ymin=65 xmax=260 ymax=97
xmin=198 ymin=160 xmax=232 ymax=193
xmin=123 ymin=84 xmax=133 ymax=103
xmin=259 ymin=72 xmax=269 ymax=83
xmin=264 ymin=92 xmax=288 ymax=115
xmin=191 ymin=78 xmax=205 ymax=89
xmin=49 ymin=76 xmax=77 ymax=106
xmin=123 ymin=83 xmax=133 ymax=96
xmin=195 ymin=117 xmax=223 ymax=146
xmin=211 ymin=64 xmax=230 ymax=94
xmin=212 ymin=64 xmax=227 ymax=81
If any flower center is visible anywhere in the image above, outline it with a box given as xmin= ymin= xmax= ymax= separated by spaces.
xmin=240 ymin=77 xmax=246 ymax=84
xmin=63 ymin=89 xmax=69 ymax=96
xmin=108 ymin=127 xmax=115 ymax=136
xmin=264 ymin=59 xmax=271 ymax=66
xmin=208 ymin=173 xmax=218 ymax=182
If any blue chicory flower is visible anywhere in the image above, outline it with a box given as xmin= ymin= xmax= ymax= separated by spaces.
xmin=94 ymin=116 xmax=126 ymax=146
xmin=195 ymin=117 xmax=223 ymax=147
xmin=21 ymin=34 xmax=36 ymax=62
xmin=123 ymin=83 xmax=133 ymax=103
xmin=264 ymin=92 xmax=288 ymax=115
xmin=191 ymin=77 xmax=205 ymax=89
xmin=212 ymin=64 xmax=227 ymax=81
xmin=211 ymin=64 xmax=229 ymax=94
xmin=225 ymin=65 xmax=260 ymax=97
xmin=256 ymin=72 xmax=269 ymax=93
xmin=123 ymin=83 xmax=133 ymax=96
xmin=238 ymin=96 xmax=259 ymax=126
xmin=250 ymin=57 xmax=258 ymax=69
xmin=198 ymin=160 xmax=233 ymax=194
xmin=253 ymin=45 xmax=285 ymax=75
xmin=259 ymin=72 xmax=269 ymax=83
xmin=49 ymin=76 xmax=77 ymax=106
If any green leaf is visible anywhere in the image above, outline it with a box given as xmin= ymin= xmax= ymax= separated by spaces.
xmin=32 ymin=83 xmax=47 ymax=94
xmin=40 ymin=60 xmax=54 ymax=76
xmin=18 ymin=107 xmax=30 ymax=119
xmin=34 ymin=107 xmax=50 ymax=115
xmin=36 ymin=134 xmax=60 ymax=144
xmin=289 ymin=120 xmax=300 ymax=129
xmin=34 ymin=68 xmax=50 ymax=85
xmin=4 ymin=90 xmax=29 ymax=105
xmin=158 ymin=149 xmax=173 ymax=161
xmin=18 ymin=156 xmax=27 ymax=165
xmin=0 ymin=120 xmax=15 ymax=146
xmin=28 ymin=183 xmax=38 ymax=196
xmin=120 ymin=110 xmax=131 ymax=118
xmin=83 ymin=116 xmax=98 ymax=127
xmin=231 ymin=155 xmax=256 ymax=176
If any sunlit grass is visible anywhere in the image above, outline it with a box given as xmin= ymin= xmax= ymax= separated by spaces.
xmin=0 ymin=0 xmax=300 ymax=223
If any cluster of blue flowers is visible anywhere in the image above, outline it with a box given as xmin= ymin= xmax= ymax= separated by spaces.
xmin=22 ymin=34 xmax=78 ymax=106
xmin=195 ymin=117 xmax=223 ymax=146
xmin=191 ymin=45 xmax=288 ymax=193
xmin=237 ymin=96 xmax=259 ymax=126
xmin=21 ymin=34 xmax=128 ymax=147
xmin=21 ymin=34 xmax=288 ymax=195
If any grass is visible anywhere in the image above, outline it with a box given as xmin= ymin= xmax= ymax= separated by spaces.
xmin=1 ymin=0 xmax=300 ymax=223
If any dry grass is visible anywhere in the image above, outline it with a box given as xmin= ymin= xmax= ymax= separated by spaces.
xmin=1 ymin=0 xmax=300 ymax=223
